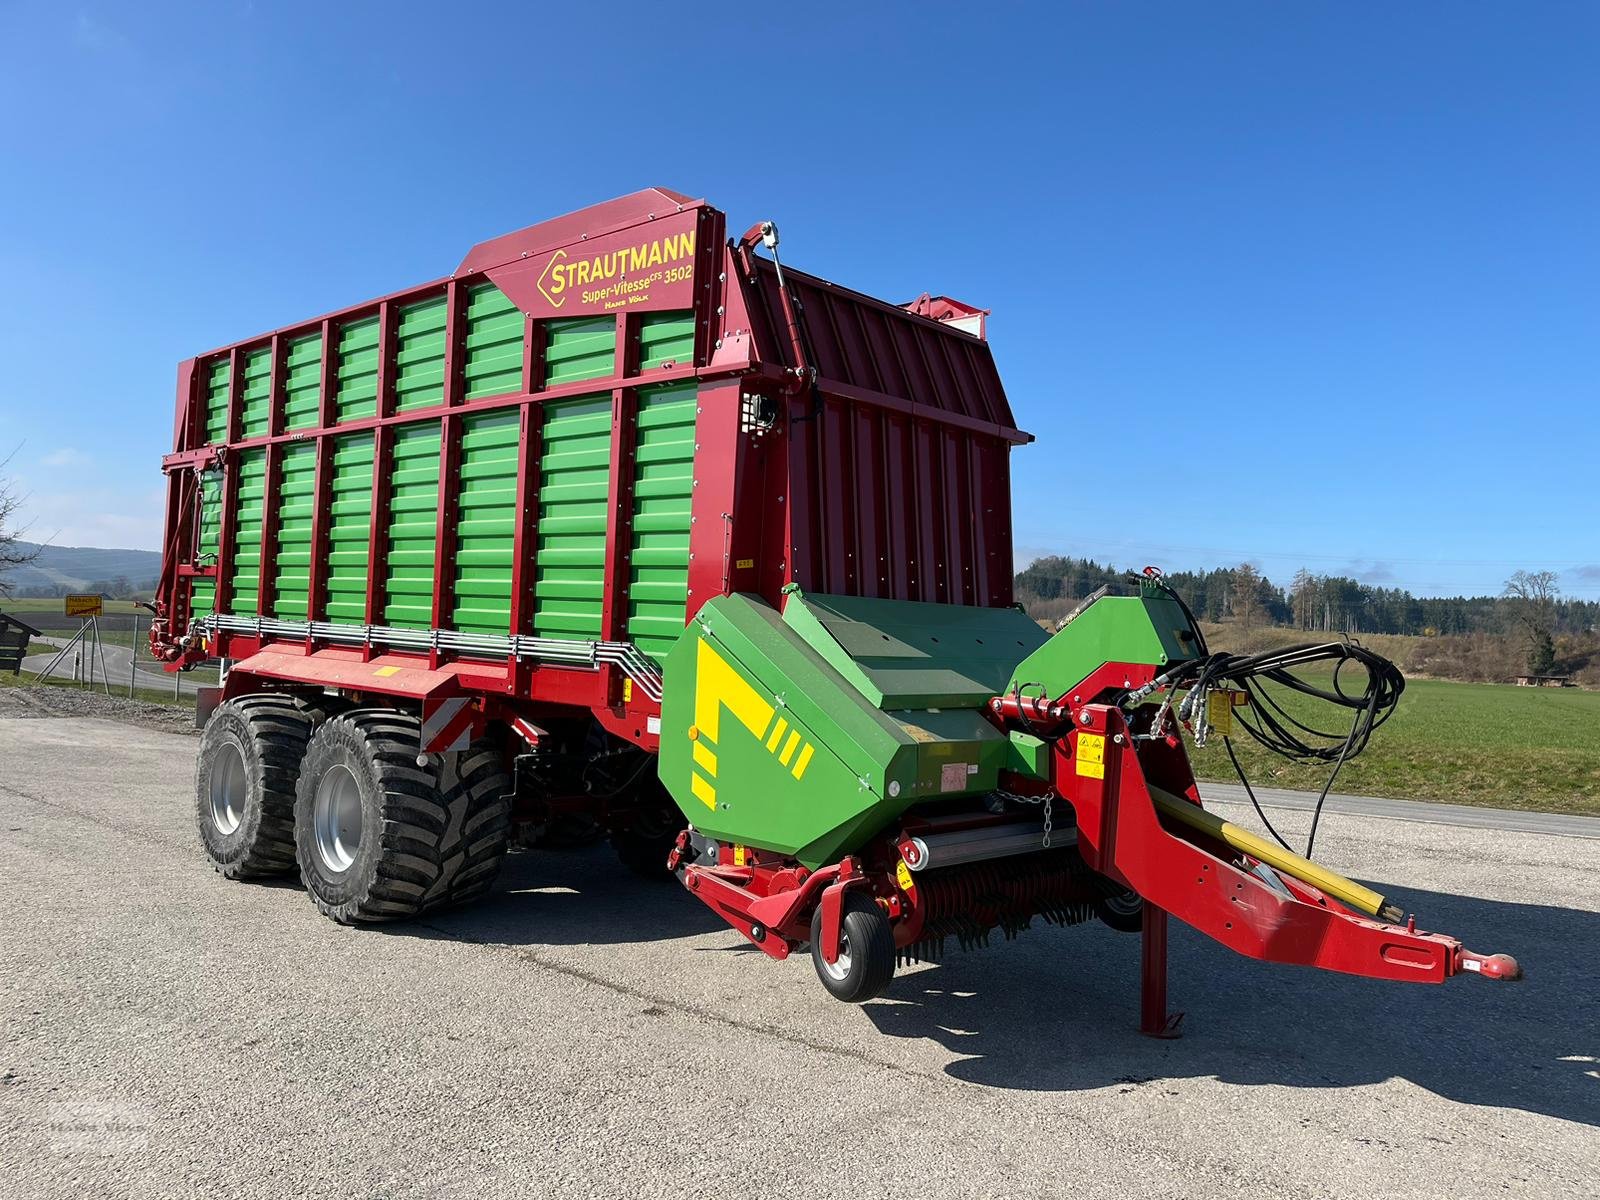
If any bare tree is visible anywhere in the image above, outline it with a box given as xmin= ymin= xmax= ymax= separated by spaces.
xmin=1502 ymin=570 xmax=1560 ymax=675
xmin=1232 ymin=562 xmax=1262 ymax=648
xmin=1290 ymin=568 xmax=1315 ymax=631
xmin=0 ymin=451 xmax=40 ymax=599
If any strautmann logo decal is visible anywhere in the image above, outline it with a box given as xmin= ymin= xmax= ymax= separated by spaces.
xmin=536 ymin=228 xmax=696 ymax=310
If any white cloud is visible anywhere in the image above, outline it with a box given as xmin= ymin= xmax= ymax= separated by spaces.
xmin=40 ymin=447 xmax=91 ymax=468
xmin=73 ymin=11 xmax=133 ymax=56
xmin=14 ymin=484 xmax=164 ymax=550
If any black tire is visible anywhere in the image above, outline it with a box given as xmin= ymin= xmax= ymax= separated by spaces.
xmin=196 ymin=695 xmax=315 ymax=879
xmin=609 ymin=792 xmax=682 ymax=880
xmin=293 ymin=711 xmax=512 ymax=924
xmin=1094 ymin=886 xmax=1145 ymax=934
xmin=809 ymin=892 xmax=896 ymax=1003
xmin=609 ymin=829 xmax=678 ymax=878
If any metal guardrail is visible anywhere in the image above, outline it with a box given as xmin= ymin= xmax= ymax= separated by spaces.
xmin=197 ymin=613 xmax=666 ymax=702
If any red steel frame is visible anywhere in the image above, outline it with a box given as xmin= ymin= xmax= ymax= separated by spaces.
xmin=152 ymin=189 xmax=1027 ymax=750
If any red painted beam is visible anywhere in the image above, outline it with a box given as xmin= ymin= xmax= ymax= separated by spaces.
xmin=600 ymin=313 xmax=641 ymax=648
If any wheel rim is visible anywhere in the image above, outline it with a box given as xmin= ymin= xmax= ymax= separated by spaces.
xmin=208 ymin=741 xmax=248 ymax=836
xmin=313 ymin=764 xmax=363 ymax=873
xmin=820 ymin=929 xmax=854 ymax=982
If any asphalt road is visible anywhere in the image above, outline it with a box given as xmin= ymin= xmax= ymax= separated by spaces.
xmin=1 ymin=717 xmax=1595 ymax=1199
xmin=23 ymin=636 xmax=206 ymax=697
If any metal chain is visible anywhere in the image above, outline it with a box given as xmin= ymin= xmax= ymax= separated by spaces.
xmin=994 ymin=787 xmax=1056 ymax=849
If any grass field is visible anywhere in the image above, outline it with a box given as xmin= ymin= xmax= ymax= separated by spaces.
xmin=1187 ymin=671 xmax=1600 ymax=816
xmin=30 ymin=627 xmax=141 ymax=650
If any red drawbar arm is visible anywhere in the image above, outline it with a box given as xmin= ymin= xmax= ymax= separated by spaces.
xmin=1056 ymin=703 xmax=1516 ymax=985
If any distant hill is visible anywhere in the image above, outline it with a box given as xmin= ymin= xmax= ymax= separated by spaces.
xmin=2 ymin=541 xmax=161 ymax=595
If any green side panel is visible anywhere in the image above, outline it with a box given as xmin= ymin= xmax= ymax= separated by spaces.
xmin=382 ymin=420 xmax=442 ymax=629
xmin=325 ymin=432 xmax=375 ymax=624
xmin=335 ymin=316 xmax=380 ymax=422
xmin=532 ymin=395 xmax=612 ymax=640
xmin=227 ymin=450 xmax=268 ymax=615
xmin=463 ymin=283 xmax=524 ymax=400
xmin=451 ymin=410 xmax=519 ymax=635
xmin=626 ymin=382 xmax=696 ymax=658
xmin=782 ymin=592 xmax=1051 ymax=709
xmin=239 ymin=347 xmax=272 ymax=440
xmin=395 ymin=295 xmax=448 ymax=412
xmin=271 ymin=442 xmax=317 ymax=619
xmin=637 ymin=310 xmax=696 ymax=370
xmin=190 ymin=580 xmax=216 ymax=621
xmin=1005 ymin=591 xmax=1200 ymax=699
xmin=544 ymin=316 xmax=614 ymax=386
xmin=196 ymin=469 xmax=223 ymax=566
xmin=1006 ymin=730 xmax=1051 ymax=780
xmin=203 ymin=358 xmax=231 ymax=444
xmin=282 ymin=333 xmax=323 ymax=431
xmin=190 ymin=468 xmax=224 ymax=619
xmin=657 ymin=594 xmax=1010 ymax=868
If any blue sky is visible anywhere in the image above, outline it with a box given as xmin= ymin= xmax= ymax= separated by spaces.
xmin=1 ymin=2 xmax=1595 ymax=598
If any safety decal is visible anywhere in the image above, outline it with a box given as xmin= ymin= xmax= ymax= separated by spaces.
xmin=1075 ymin=732 xmax=1106 ymax=780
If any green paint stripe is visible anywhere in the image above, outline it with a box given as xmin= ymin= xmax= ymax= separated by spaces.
xmin=240 ymin=347 xmax=272 ymax=439
xmin=190 ymin=580 xmax=216 ymax=620
xmin=451 ymin=409 xmax=519 ymax=634
xmin=532 ymin=394 xmax=611 ymax=640
xmin=283 ymin=333 xmax=322 ymax=431
xmin=464 ymin=283 xmax=523 ymax=400
xmin=395 ymin=295 xmax=448 ymax=412
xmin=638 ymin=310 xmax=695 ymax=370
xmin=227 ymin=449 xmax=268 ymax=615
xmin=382 ymin=420 xmax=441 ymax=628
xmin=544 ymin=316 xmax=614 ymax=386
xmin=335 ymin=315 xmax=380 ymax=422
xmin=325 ymin=431 xmax=374 ymax=623
xmin=196 ymin=469 xmax=223 ymax=564
xmin=626 ymin=381 xmax=696 ymax=658
xmin=271 ymin=442 xmax=317 ymax=619
xmin=204 ymin=358 xmax=231 ymax=444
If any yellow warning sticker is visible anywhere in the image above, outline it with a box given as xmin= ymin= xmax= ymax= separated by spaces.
xmin=623 ymin=678 xmax=633 ymax=703
xmin=733 ymin=845 xmax=747 ymax=866
xmin=374 ymin=666 xmax=401 ymax=677
xmin=1207 ymin=691 xmax=1234 ymax=737
xmin=736 ymin=558 xmax=755 ymax=569
xmin=1076 ymin=732 xmax=1106 ymax=780
xmin=896 ymin=859 xmax=915 ymax=892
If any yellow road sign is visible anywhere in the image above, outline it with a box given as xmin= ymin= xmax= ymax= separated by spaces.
xmin=64 ymin=594 xmax=103 ymax=618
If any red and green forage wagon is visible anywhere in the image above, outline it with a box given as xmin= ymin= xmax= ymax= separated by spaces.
xmin=152 ymin=189 xmax=1518 ymax=1025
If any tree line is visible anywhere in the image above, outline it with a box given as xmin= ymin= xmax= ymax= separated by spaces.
xmin=1014 ymin=556 xmax=1599 ymax=640
xmin=12 ymin=577 xmax=158 ymax=600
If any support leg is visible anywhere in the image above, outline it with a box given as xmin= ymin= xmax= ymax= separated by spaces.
xmin=1140 ymin=902 xmax=1183 ymax=1038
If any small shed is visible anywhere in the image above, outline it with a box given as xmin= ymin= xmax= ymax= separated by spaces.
xmin=1513 ymin=674 xmax=1573 ymax=688
xmin=0 ymin=611 xmax=42 ymax=675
